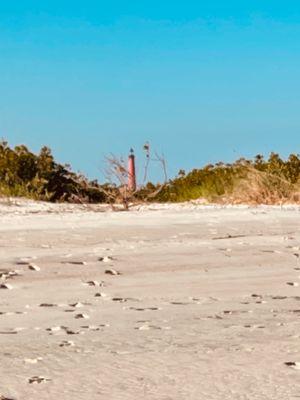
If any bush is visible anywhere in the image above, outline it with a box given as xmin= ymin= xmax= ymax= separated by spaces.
xmin=154 ymin=153 xmax=300 ymax=204
xmin=0 ymin=141 xmax=107 ymax=203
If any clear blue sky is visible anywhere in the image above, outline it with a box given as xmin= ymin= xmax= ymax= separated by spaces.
xmin=0 ymin=1 xmax=299 ymax=181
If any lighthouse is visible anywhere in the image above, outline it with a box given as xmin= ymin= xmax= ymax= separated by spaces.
xmin=128 ymin=148 xmax=136 ymax=191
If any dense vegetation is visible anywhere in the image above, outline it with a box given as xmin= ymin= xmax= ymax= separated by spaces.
xmin=0 ymin=141 xmax=106 ymax=203
xmin=155 ymin=153 xmax=300 ymax=204
xmin=0 ymin=141 xmax=299 ymax=204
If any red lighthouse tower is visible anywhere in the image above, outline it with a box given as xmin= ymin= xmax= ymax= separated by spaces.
xmin=128 ymin=148 xmax=136 ymax=191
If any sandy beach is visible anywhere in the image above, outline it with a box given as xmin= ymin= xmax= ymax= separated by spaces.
xmin=1 ymin=200 xmax=300 ymax=400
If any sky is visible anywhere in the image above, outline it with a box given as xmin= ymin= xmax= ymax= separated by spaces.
xmin=0 ymin=1 xmax=300 ymax=182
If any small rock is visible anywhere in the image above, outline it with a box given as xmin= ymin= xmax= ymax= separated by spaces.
xmin=28 ymin=264 xmax=40 ymax=271
xmin=287 ymin=282 xmax=299 ymax=287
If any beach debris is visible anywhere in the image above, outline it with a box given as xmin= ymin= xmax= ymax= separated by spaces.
xmin=98 ymin=256 xmax=114 ymax=263
xmin=28 ymin=376 xmax=51 ymax=384
xmin=105 ymin=269 xmax=121 ymax=276
xmin=285 ymin=361 xmax=300 ymax=370
xmin=287 ymin=282 xmax=299 ymax=287
xmin=0 ymin=283 xmax=13 ymax=290
xmin=28 ymin=263 xmax=40 ymax=271
xmin=75 ymin=313 xmax=90 ymax=319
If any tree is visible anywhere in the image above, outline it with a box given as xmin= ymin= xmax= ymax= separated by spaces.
xmin=102 ymin=143 xmax=168 ymax=210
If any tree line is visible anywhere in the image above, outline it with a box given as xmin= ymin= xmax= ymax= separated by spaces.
xmin=0 ymin=141 xmax=299 ymax=205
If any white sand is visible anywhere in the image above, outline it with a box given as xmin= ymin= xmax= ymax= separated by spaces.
xmin=0 ymin=199 xmax=300 ymax=399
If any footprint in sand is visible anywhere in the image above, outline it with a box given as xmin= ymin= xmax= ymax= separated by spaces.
xmin=0 ymin=283 xmax=13 ymax=290
xmin=285 ymin=361 xmax=300 ymax=370
xmin=75 ymin=313 xmax=90 ymax=319
xmin=94 ymin=292 xmax=108 ymax=298
xmin=61 ymin=261 xmax=87 ymax=265
xmin=46 ymin=326 xmax=81 ymax=335
xmin=0 ymin=270 xmax=21 ymax=279
xmin=16 ymin=257 xmax=36 ymax=265
xmin=84 ymin=280 xmax=104 ymax=287
xmin=69 ymin=302 xmax=84 ymax=308
xmin=105 ymin=269 xmax=121 ymax=276
xmin=80 ymin=325 xmax=100 ymax=331
xmin=59 ymin=340 xmax=75 ymax=347
xmin=28 ymin=264 xmax=40 ymax=271
xmin=98 ymin=256 xmax=114 ymax=263
xmin=127 ymin=307 xmax=161 ymax=311
xmin=46 ymin=326 xmax=63 ymax=333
